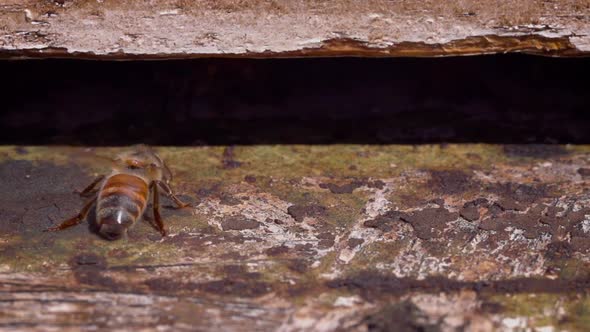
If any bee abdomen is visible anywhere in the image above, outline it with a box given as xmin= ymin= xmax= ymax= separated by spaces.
xmin=97 ymin=174 xmax=149 ymax=227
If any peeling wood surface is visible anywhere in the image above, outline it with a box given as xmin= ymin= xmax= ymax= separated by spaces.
xmin=0 ymin=0 xmax=589 ymax=58
xmin=1 ymin=145 xmax=590 ymax=331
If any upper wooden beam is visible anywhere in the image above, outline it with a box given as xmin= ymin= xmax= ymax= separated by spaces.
xmin=1 ymin=0 xmax=589 ymax=59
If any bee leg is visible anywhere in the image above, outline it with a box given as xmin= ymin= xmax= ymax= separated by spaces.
xmin=157 ymin=181 xmax=190 ymax=208
xmin=45 ymin=195 xmax=97 ymax=232
xmin=151 ymin=182 xmax=167 ymax=237
xmin=75 ymin=175 xmax=105 ymax=196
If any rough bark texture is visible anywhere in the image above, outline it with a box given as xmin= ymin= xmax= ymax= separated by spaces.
xmin=1 ymin=145 xmax=590 ymax=331
xmin=1 ymin=0 xmax=590 ymax=58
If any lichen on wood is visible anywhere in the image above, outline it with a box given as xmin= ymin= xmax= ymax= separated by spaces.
xmin=1 ymin=144 xmax=590 ymax=331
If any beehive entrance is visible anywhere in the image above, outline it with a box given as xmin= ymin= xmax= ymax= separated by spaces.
xmin=2 ymin=1 xmax=590 ymax=330
xmin=1 ymin=55 xmax=588 ymax=145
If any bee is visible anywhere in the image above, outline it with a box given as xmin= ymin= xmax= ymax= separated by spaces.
xmin=45 ymin=145 xmax=189 ymax=240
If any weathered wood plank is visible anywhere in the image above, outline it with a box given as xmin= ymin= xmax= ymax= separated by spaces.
xmin=1 ymin=145 xmax=590 ymax=331
xmin=0 ymin=0 xmax=589 ymax=58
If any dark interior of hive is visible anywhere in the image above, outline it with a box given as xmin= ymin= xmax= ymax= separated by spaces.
xmin=1 ymin=55 xmax=589 ymax=145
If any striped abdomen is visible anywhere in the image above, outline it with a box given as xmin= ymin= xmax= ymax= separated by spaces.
xmin=97 ymin=174 xmax=149 ymax=238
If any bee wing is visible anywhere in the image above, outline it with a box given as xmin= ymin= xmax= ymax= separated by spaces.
xmin=152 ymin=151 xmax=173 ymax=182
xmin=70 ymin=149 xmax=116 ymax=171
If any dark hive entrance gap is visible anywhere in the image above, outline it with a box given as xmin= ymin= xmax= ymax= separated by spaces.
xmin=1 ymin=55 xmax=588 ymax=146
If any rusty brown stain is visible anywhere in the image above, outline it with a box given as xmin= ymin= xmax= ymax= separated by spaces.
xmin=0 ymin=35 xmax=583 ymax=60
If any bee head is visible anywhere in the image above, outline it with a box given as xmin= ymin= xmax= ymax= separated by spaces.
xmin=114 ymin=145 xmax=169 ymax=182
